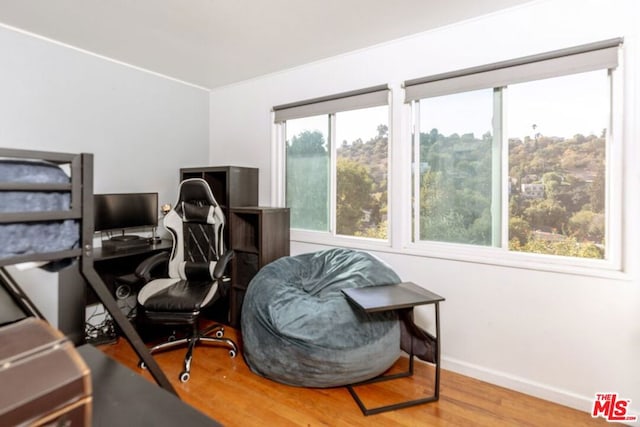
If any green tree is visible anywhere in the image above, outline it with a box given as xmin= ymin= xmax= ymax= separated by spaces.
xmin=288 ymin=130 xmax=326 ymax=155
xmin=417 ymin=129 xmax=492 ymax=245
xmin=509 ymin=216 xmax=531 ymax=246
xmin=522 ymin=198 xmax=567 ymax=232
xmin=419 ymin=170 xmax=488 ymax=244
xmin=355 ymin=220 xmax=388 ymax=239
xmin=336 ymin=159 xmax=373 ymax=235
xmin=336 ymin=122 xmax=389 ymax=239
xmin=590 ymin=166 xmax=606 ymax=213
xmin=542 ymin=172 xmax=563 ymax=198
xmin=286 ymin=130 xmax=329 ymax=231
xmin=567 ymin=210 xmax=604 ymax=242
xmin=512 ymin=236 xmax=603 ymax=259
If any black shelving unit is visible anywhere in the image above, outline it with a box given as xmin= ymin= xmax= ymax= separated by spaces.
xmin=228 ymin=207 xmax=290 ymax=327
xmin=179 ymin=167 xmax=290 ymax=327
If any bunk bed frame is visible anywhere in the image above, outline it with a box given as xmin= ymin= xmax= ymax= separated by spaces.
xmin=0 ymin=148 xmax=176 ymax=395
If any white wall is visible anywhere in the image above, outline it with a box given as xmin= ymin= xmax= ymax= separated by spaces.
xmin=209 ymin=0 xmax=640 ymax=416
xmin=0 ymin=24 xmax=209 ymax=325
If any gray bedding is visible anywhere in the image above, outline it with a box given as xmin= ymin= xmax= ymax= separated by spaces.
xmin=0 ymin=159 xmax=79 ymax=260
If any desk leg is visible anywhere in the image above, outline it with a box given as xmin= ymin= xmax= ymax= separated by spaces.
xmin=346 ymin=304 xmax=441 ymax=415
xmin=435 ymin=301 xmax=441 ymax=400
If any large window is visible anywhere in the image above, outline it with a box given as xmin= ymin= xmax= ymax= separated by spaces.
xmin=407 ymin=39 xmax=621 ymax=261
xmin=276 ymin=87 xmax=389 ymax=240
xmin=273 ymin=39 xmax=623 ymax=272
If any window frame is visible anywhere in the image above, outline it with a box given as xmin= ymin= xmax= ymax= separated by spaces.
xmin=274 ymin=86 xmax=392 ymax=243
xmin=272 ymin=39 xmax=627 ymax=279
xmin=404 ymin=41 xmax=624 ymax=276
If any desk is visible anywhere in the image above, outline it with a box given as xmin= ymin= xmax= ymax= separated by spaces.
xmin=93 ymin=239 xmax=173 ymax=262
xmin=58 ymin=240 xmax=173 ymax=345
xmin=342 ymin=282 xmax=445 ymax=416
xmin=77 ymin=344 xmax=219 ymax=426
xmin=89 ymin=239 xmax=173 ymax=305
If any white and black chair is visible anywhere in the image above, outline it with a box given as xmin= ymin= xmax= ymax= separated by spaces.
xmin=136 ymin=178 xmax=237 ymax=383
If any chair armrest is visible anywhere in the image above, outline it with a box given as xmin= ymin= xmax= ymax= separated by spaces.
xmin=135 ymin=252 xmax=170 ymax=283
xmin=213 ymin=250 xmax=234 ymax=280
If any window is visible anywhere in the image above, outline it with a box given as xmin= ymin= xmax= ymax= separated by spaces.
xmin=506 ymin=71 xmax=609 ymax=259
xmin=415 ymin=89 xmax=496 ymax=246
xmin=285 ymin=115 xmax=330 ymax=232
xmin=275 ymin=86 xmax=389 ymax=240
xmin=406 ymin=39 xmax=621 ymax=262
xmin=273 ymin=39 xmax=623 ymax=274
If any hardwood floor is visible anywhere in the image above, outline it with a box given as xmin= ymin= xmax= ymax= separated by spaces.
xmin=98 ymin=328 xmax=606 ymax=426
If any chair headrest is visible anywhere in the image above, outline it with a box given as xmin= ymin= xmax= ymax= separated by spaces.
xmin=176 ymin=178 xmax=218 ymax=207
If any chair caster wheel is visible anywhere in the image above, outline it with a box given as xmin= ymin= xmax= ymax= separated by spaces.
xmin=229 ymin=349 xmax=237 ymax=358
xmin=215 ymin=329 xmax=224 ymax=338
xmin=179 ymin=371 xmax=190 ymax=383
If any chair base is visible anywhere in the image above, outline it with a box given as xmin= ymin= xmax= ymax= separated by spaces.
xmin=140 ymin=323 xmax=238 ymax=383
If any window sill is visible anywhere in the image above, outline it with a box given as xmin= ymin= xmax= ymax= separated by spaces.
xmin=290 ymin=230 xmax=630 ymax=281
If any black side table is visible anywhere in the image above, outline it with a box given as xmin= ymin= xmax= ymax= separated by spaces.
xmin=342 ymin=282 xmax=445 ymax=415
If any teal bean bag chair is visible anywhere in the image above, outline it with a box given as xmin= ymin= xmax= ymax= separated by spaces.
xmin=241 ymin=248 xmax=401 ymax=387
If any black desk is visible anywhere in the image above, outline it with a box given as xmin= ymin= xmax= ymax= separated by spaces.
xmin=93 ymin=239 xmax=173 ymax=262
xmin=77 ymin=344 xmax=219 ymax=426
xmin=342 ymin=282 xmax=445 ymax=416
xmin=89 ymin=239 xmax=173 ymax=305
xmin=58 ymin=240 xmax=173 ymax=345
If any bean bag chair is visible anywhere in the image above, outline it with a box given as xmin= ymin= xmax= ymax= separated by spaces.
xmin=241 ymin=248 xmax=401 ymax=387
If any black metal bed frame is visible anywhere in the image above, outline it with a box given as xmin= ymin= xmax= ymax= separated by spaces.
xmin=0 ymin=148 xmax=177 ymax=396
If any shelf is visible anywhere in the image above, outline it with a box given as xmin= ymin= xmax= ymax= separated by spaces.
xmin=233 ymin=246 xmax=259 ymax=254
xmin=229 ymin=211 xmax=260 ymax=254
xmin=178 ymin=166 xmax=288 ymax=329
xmin=228 ymin=207 xmax=290 ymax=327
xmin=179 ymin=166 xmax=258 ymax=210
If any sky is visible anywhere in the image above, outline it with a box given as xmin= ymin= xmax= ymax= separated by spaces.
xmin=284 ymin=69 xmax=609 ymax=145
xmin=285 ymin=105 xmax=388 ymax=147
xmin=420 ymin=69 xmax=609 ymax=140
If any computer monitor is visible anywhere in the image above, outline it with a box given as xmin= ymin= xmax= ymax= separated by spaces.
xmin=93 ymin=192 xmax=158 ymax=235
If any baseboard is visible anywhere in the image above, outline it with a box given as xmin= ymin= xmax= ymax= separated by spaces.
xmin=441 ymin=356 xmax=595 ymax=413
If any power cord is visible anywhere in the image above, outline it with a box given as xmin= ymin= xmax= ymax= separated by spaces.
xmin=85 ymin=305 xmax=117 ymax=345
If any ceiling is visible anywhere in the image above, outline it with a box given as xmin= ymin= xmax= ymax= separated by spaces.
xmin=0 ymin=0 xmax=534 ymax=90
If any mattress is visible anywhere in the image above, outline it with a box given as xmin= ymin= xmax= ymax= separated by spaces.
xmin=0 ymin=159 xmax=79 ymax=260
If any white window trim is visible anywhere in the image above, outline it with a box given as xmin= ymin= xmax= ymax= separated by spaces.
xmin=270 ymin=113 xmax=285 ymax=208
xmin=275 ymin=92 xmax=393 ymax=241
xmin=273 ymin=44 xmax=628 ymax=281
xmin=403 ymin=58 xmax=624 ymax=278
xmin=329 ymin=113 xmax=337 ymax=235
xmin=606 ymin=64 xmax=624 ymax=271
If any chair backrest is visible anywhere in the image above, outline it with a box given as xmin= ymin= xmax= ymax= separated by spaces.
xmin=164 ymin=178 xmax=226 ymax=280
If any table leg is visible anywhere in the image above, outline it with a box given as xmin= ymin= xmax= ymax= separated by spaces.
xmin=346 ymin=304 xmax=441 ymax=415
